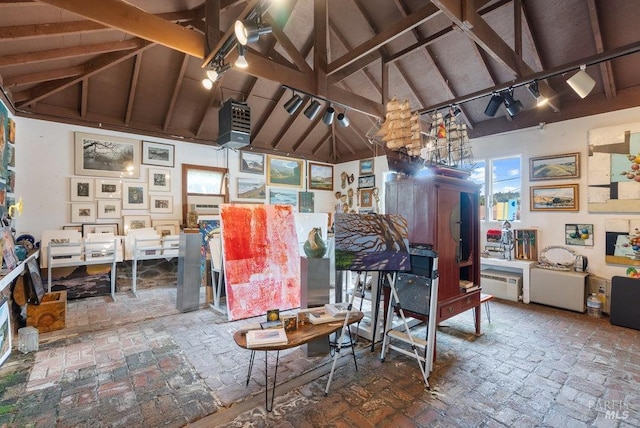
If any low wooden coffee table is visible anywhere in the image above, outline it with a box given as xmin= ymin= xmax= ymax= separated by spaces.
xmin=233 ymin=311 xmax=364 ymax=411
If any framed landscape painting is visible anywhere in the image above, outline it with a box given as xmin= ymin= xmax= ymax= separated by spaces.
xmin=239 ymin=151 xmax=265 ymax=175
xmin=75 ymin=132 xmax=140 ymax=178
xmin=236 ymin=177 xmax=265 ymax=200
xmin=308 ymin=162 xmax=333 ymax=190
xmin=529 ymin=153 xmax=579 ymax=181
xmin=530 ymin=184 xmax=579 ymax=211
xmin=70 ymin=177 xmax=94 ymax=202
xmin=267 ymin=155 xmax=303 ymax=188
xmin=123 ymin=182 xmax=148 ymax=210
xmin=142 ymin=141 xmax=174 ymax=167
xmin=95 ymin=178 xmax=122 ymax=199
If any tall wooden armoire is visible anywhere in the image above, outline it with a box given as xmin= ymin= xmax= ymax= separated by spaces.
xmin=385 ymin=170 xmax=482 ymax=333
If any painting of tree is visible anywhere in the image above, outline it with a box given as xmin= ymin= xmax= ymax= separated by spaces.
xmin=334 ymin=213 xmax=411 ymax=271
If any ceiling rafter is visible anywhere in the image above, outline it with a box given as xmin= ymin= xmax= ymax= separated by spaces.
xmin=587 ymin=0 xmax=615 ymax=99
xmin=80 ymin=78 xmax=88 ymax=118
xmin=311 ymin=130 xmax=330 ymax=156
xmin=291 ymin=113 xmax=323 ymax=152
xmin=163 ymin=54 xmax=190 ymax=132
xmin=3 ymin=66 xmax=84 ymax=88
xmin=14 ymin=39 xmax=155 ymax=107
xmin=125 ymin=53 xmax=143 ymax=126
xmin=272 ymin=95 xmax=310 ymax=149
xmin=37 ymin=0 xmax=206 ymax=58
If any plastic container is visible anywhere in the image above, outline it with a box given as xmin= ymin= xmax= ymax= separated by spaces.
xmin=587 ymin=293 xmax=602 ymax=318
xmin=18 ymin=326 xmax=39 ymax=353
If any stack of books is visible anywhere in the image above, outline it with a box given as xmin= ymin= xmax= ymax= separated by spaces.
xmin=300 ymin=307 xmax=345 ymax=325
xmin=246 ymin=328 xmax=288 ymax=348
xmin=324 ymin=303 xmax=350 ymax=317
xmin=460 ymin=280 xmax=480 ymax=293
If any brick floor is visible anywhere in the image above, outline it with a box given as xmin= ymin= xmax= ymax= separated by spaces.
xmin=0 ymin=286 xmax=638 ymax=427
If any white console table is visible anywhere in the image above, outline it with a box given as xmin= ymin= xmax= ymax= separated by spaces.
xmin=480 ymin=257 xmax=536 ymax=303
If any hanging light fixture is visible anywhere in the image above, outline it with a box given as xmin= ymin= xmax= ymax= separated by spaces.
xmin=283 ymin=91 xmax=303 ymax=115
xmin=202 ymin=62 xmax=231 ymax=90
xmin=502 ymin=89 xmax=523 ymax=117
xmin=322 ymin=106 xmax=335 ymax=125
xmin=235 ymin=44 xmax=248 ymax=69
xmin=484 ymin=93 xmax=504 ymax=117
xmin=567 ymin=65 xmax=596 ymax=98
xmin=337 ymin=109 xmax=350 ymax=128
xmin=304 ymin=100 xmax=322 ymax=120
xmin=202 ymin=78 xmax=213 ymax=90
xmin=234 ymin=9 xmax=272 ymax=46
xmin=527 ymin=81 xmax=548 ymax=106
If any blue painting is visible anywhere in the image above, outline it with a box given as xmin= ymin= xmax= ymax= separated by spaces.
xmin=199 ymin=217 xmax=221 ymax=287
xmin=334 ymin=213 xmax=411 ymax=271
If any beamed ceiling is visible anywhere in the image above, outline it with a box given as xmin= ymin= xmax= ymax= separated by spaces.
xmin=1 ymin=0 xmax=640 ymax=165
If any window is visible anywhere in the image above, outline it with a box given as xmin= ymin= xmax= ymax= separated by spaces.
xmin=181 ymin=164 xmax=228 ymax=222
xmin=470 ymin=156 xmax=521 ymax=222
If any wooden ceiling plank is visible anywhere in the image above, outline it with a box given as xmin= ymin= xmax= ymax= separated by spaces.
xmin=125 ymin=53 xmax=143 ymax=126
xmin=313 ymin=0 xmax=329 ymax=95
xmin=272 ymin=95 xmax=310 ymax=149
xmin=80 ymin=78 xmax=88 ymax=119
xmin=269 ymin=16 xmax=313 ymax=75
xmin=328 ymin=4 xmax=439 ymax=75
xmin=15 ymin=40 xmax=154 ymax=108
xmin=3 ymin=65 xmax=84 ymax=88
xmin=311 ymin=131 xmax=331 ymax=156
xmin=0 ymin=39 xmax=145 ymax=67
xmin=37 ymin=0 xmax=206 ymax=58
xmin=205 ymin=0 xmax=221 ymax=54
xmin=587 ymin=0 xmax=616 ymax=99
xmin=291 ymin=114 xmax=323 ymax=152
xmin=326 ymin=86 xmax=383 ymax=118
xmin=251 ymin=88 xmax=286 ymax=144
xmin=164 ymin=54 xmax=190 ymax=132
xmin=0 ymin=10 xmax=200 ymax=40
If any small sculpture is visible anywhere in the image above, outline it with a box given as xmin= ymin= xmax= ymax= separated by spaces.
xmin=303 ymin=227 xmax=327 ymax=258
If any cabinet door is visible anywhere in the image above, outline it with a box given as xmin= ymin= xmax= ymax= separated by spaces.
xmin=436 ymin=187 xmax=461 ymax=300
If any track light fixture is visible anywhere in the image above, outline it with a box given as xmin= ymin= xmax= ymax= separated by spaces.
xmin=502 ymin=89 xmax=523 ymax=117
xmin=567 ymin=64 xmax=596 ymax=98
xmin=323 ymin=106 xmax=335 ymax=125
xmin=235 ymin=44 xmax=248 ymax=69
xmin=484 ymin=93 xmax=504 ymax=117
xmin=202 ymin=61 xmax=231 ymax=89
xmin=337 ymin=109 xmax=350 ymax=128
xmin=283 ymin=91 xmax=303 ymax=115
xmin=235 ymin=8 xmax=272 ymax=46
xmin=527 ymin=81 xmax=548 ymax=106
xmin=304 ymin=100 xmax=322 ymax=120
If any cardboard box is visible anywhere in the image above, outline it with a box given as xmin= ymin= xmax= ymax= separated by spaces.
xmin=26 ymin=291 xmax=67 ymax=333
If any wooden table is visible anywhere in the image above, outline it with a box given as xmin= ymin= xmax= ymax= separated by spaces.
xmin=233 ymin=311 xmax=364 ymax=411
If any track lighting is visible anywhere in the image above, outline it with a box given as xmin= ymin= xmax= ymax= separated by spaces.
xmin=337 ymin=110 xmax=350 ymax=128
xmin=284 ymin=92 xmax=303 ymax=115
xmin=484 ymin=93 xmax=504 ymax=117
xmin=527 ymin=81 xmax=548 ymax=106
xmin=304 ymin=100 xmax=322 ymax=120
xmin=202 ymin=62 xmax=231 ymax=90
xmin=235 ymin=44 xmax=248 ymax=69
xmin=322 ymin=106 xmax=335 ymax=125
xmin=202 ymin=78 xmax=213 ymax=90
xmin=567 ymin=65 xmax=595 ymax=98
xmin=502 ymin=89 xmax=523 ymax=117
xmin=235 ymin=12 xmax=272 ymax=46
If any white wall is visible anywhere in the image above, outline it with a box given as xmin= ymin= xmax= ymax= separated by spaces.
xmin=14 ymin=116 xmax=389 ymax=241
xmin=471 ymin=105 xmax=640 ymax=281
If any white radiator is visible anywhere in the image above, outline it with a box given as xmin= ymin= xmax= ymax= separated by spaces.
xmin=480 ymin=269 xmax=522 ymax=302
xmin=530 ymin=268 xmax=589 ymax=312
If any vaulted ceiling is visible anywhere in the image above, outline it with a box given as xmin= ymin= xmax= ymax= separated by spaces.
xmin=1 ymin=0 xmax=639 ymax=165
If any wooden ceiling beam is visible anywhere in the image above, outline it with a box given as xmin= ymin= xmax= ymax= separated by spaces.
xmin=125 ymin=53 xmax=143 ymax=126
xmin=0 ymin=10 xmax=200 ymax=40
xmin=311 ymin=131 xmax=331 ymax=155
xmin=0 ymin=39 xmax=145 ymax=67
xmin=327 ymin=3 xmax=439 ymax=76
xmin=202 ymin=0 xmax=258 ymax=65
xmin=587 ymin=0 xmax=616 ymax=99
xmin=2 ymin=66 xmax=84 ymax=88
xmin=268 ymin=13 xmax=313 ymax=75
xmin=80 ymin=78 xmax=88 ymax=119
xmin=291 ymin=113 xmax=323 ymax=153
xmin=272 ymin=95 xmax=310 ymax=149
xmin=164 ymin=54 xmax=190 ymax=132
xmin=37 ymin=0 xmax=206 ymax=58
xmin=15 ymin=40 xmax=154 ymax=108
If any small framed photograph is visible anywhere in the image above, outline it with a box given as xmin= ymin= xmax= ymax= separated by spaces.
xmin=150 ymin=195 xmax=173 ymax=214
xmin=269 ymin=188 xmax=298 ymax=206
xmin=83 ymin=223 xmax=119 ymax=236
xmin=359 ymin=188 xmax=374 ymax=208
xmin=359 ymin=158 xmax=374 ymax=175
xmin=236 ymin=177 xmax=266 ymax=200
xmin=95 ymin=178 xmax=122 ymax=199
xmin=267 ymin=155 xmax=303 ymax=188
xmin=70 ymin=177 xmax=94 ymax=202
xmin=565 ymin=224 xmax=594 ymax=246
xmin=308 ymin=162 xmax=333 ymax=190
xmin=97 ymin=199 xmax=122 ymax=219
xmin=123 ymin=215 xmax=151 ymax=235
xmin=75 ymin=132 xmax=140 ymax=178
xmin=71 ymin=202 xmax=96 ymax=223
xmin=122 ymin=182 xmax=148 ymax=210
xmin=155 ymin=224 xmax=178 ymax=237
xmin=148 ymin=168 xmax=171 ymax=192
xmin=299 ymin=191 xmax=314 ymax=213
xmin=530 ymin=184 xmax=579 ymax=211
xmin=142 ymin=141 xmax=175 ymax=167
xmin=239 ymin=151 xmax=265 ymax=175
xmin=358 ymin=174 xmax=375 ymax=188
xmin=529 ymin=153 xmax=580 ymax=181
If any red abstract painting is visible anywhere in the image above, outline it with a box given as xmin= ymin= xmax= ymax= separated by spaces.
xmin=220 ymin=204 xmax=301 ymax=321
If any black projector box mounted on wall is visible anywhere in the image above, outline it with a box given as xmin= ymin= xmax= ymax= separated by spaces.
xmin=218 ymin=99 xmax=251 ymax=149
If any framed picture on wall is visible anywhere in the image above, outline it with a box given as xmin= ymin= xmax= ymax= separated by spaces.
xmin=97 ymin=199 xmax=122 ymax=219
xmin=298 ymin=191 xmax=314 ymax=213
xmin=70 ymin=177 xmax=94 ymax=202
xmin=82 ymin=223 xmax=119 ymax=236
xmin=95 ymin=178 xmax=122 ymax=199
xmin=530 ymin=184 xmax=579 ymax=211
xmin=359 ymin=158 xmax=374 ymax=175
xmin=358 ymin=174 xmax=375 ymax=189
xmin=150 ymin=195 xmax=173 ymax=214
xmin=239 ymin=151 xmax=265 ymax=175
xmin=74 ymin=132 xmax=140 ymax=178
xmin=71 ymin=202 xmax=96 ymax=223
xmin=236 ymin=177 xmax=266 ymax=200
xmin=359 ymin=188 xmax=374 ymax=208
xmin=308 ymin=162 xmax=333 ymax=190
xmin=142 ymin=141 xmax=175 ymax=167
xmin=123 ymin=215 xmax=151 ymax=235
xmin=529 ymin=153 xmax=580 ymax=181
xmin=267 ymin=155 xmax=303 ymax=188
xmin=148 ymin=168 xmax=171 ymax=192
xmin=269 ymin=188 xmax=297 ymax=206
xmin=122 ymin=182 xmax=148 ymax=210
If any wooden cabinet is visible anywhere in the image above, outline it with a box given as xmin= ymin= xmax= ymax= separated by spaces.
xmin=386 ymin=172 xmax=481 ymax=333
